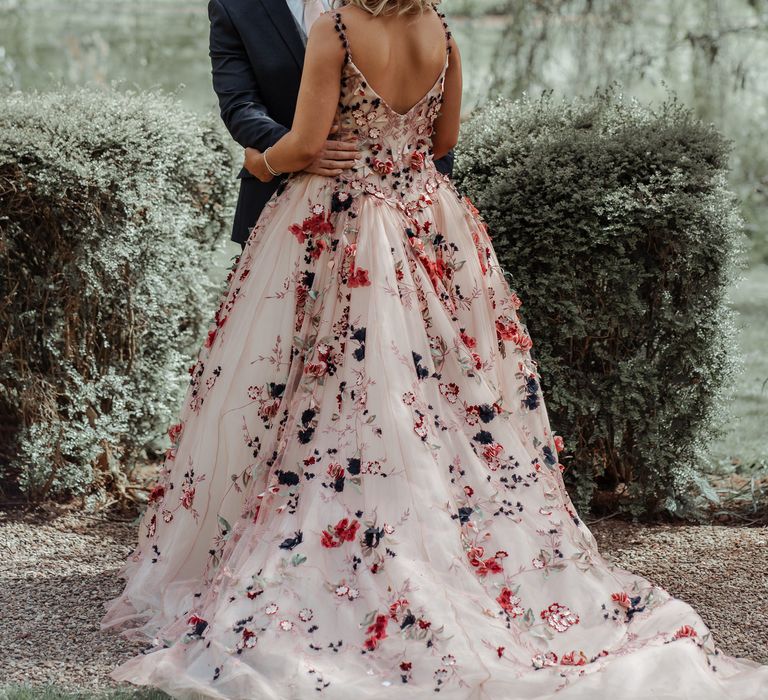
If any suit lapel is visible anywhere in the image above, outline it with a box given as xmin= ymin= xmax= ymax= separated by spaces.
xmin=257 ymin=0 xmax=305 ymax=70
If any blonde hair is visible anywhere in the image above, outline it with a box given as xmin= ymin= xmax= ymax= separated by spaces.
xmin=335 ymin=0 xmax=439 ymax=17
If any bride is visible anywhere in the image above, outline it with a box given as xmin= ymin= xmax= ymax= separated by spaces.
xmin=101 ymin=1 xmax=768 ymax=698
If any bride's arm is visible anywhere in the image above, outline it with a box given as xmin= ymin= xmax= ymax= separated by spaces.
xmin=432 ymin=36 xmax=462 ymax=161
xmin=247 ymin=14 xmax=344 ymax=181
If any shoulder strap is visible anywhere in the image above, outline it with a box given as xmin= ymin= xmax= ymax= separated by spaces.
xmin=333 ymin=8 xmax=449 ymax=64
xmin=432 ymin=4 xmax=452 ymax=55
xmin=332 ymin=12 xmax=351 ymax=65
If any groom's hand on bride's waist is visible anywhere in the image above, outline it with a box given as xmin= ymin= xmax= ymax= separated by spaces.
xmin=243 ymin=124 xmax=360 ymax=182
xmin=304 ymin=138 xmax=359 ymax=177
xmin=303 ymin=123 xmax=359 ymax=177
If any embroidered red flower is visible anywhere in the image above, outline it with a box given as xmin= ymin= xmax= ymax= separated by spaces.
xmin=495 ymin=316 xmax=533 ymax=351
xmin=321 ymin=517 xmax=361 ymax=548
xmin=290 ymin=210 xmax=333 ymax=246
xmin=259 ymin=398 xmax=281 ymax=420
xmin=477 ymin=556 xmax=504 ymax=576
xmin=468 ymin=546 xmax=505 ymax=577
xmin=674 ymin=625 xmax=698 ymax=639
xmin=410 ymin=151 xmax=425 ymax=171
xmin=482 ymin=442 xmax=504 ymax=463
xmin=561 ymin=650 xmax=588 ymax=666
xmin=611 ymin=592 xmax=631 ymax=609
xmin=168 ymin=422 xmax=184 ymax=444
xmin=295 ymin=282 xmax=309 ymax=310
xmin=467 ymin=545 xmax=484 ymax=566
xmin=148 ymin=484 xmax=165 ymax=504
xmin=372 ymin=158 xmax=394 ymax=175
xmin=334 ymin=517 xmax=360 ymax=542
xmin=363 ymin=613 xmax=389 ymax=650
xmin=471 ymin=230 xmax=488 ymax=275
xmin=237 ymin=627 xmax=257 ymax=650
xmin=348 ymin=267 xmax=371 ymax=287
xmin=305 ymin=210 xmax=333 ymax=236
xmin=327 ymin=462 xmax=344 ymax=480
xmin=289 ymin=223 xmax=307 ymax=244
xmin=310 ymin=238 xmax=327 ymax=259
xmin=554 ymin=434 xmax=565 ymax=453
xmin=180 ymin=487 xmax=196 ymax=510
xmin=204 ymin=328 xmax=218 ymax=349
xmin=413 ymin=414 xmax=427 ymax=440
xmin=496 ymin=587 xmax=523 ymax=617
xmin=303 ymin=360 xmax=328 ymax=377
xmin=321 ymin=530 xmax=340 ymax=548
xmin=389 ymin=598 xmax=410 ymax=621
xmin=460 ymin=330 xmax=477 ymax=349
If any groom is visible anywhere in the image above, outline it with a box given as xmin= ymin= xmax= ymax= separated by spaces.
xmin=208 ymin=0 xmax=455 ymax=251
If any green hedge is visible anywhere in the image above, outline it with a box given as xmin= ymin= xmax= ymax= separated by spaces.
xmin=455 ymin=90 xmax=744 ymax=517
xmin=0 ymin=88 xmax=234 ymax=502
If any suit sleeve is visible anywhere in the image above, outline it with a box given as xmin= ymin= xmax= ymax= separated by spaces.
xmin=208 ymin=0 xmax=289 ymax=151
xmin=434 ymin=149 xmax=455 ymax=178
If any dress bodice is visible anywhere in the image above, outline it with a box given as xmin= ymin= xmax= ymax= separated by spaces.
xmin=328 ymin=8 xmax=453 ymax=214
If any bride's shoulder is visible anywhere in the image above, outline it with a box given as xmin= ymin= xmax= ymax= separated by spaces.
xmin=306 ymin=11 xmax=347 ymax=57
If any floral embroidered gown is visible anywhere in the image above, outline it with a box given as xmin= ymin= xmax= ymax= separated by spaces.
xmin=101 ymin=9 xmax=768 ymax=700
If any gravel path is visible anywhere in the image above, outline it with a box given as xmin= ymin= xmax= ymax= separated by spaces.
xmin=0 ymin=510 xmax=765 ymax=692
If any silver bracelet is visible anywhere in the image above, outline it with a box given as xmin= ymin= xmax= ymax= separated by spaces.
xmin=262 ymin=147 xmax=281 ymax=177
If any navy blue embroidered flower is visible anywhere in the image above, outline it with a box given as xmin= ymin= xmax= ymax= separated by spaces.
xmin=473 ymin=430 xmax=494 ymax=445
xmin=478 ymin=404 xmax=496 ymax=423
xmin=412 ymin=351 xmax=429 ymax=380
xmin=457 ymin=506 xmax=473 ymax=523
xmin=279 ymin=531 xmax=304 ymax=550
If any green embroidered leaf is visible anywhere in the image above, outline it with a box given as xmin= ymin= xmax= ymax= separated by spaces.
xmin=217 ymin=515 xmax=231 ymax=536
xmin=523 ymin=608 xmax=534 ymax=626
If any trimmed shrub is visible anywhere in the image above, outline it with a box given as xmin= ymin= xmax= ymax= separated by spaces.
xmin=455 ymin=89 xmax=744 ymax=517
xmin=0 ymin=87 xmax=234 ymax=502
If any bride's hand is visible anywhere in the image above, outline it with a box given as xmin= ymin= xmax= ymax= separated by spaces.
xmin=243 ymin=147 xmax=274 ymax=183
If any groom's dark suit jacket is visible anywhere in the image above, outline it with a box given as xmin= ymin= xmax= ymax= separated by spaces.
xmin=208 ymin=0 xmax=455 ymax=246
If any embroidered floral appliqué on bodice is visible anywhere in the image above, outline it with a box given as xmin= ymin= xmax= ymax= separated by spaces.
xmin=330 ymin=9 xmax=452 ymax=215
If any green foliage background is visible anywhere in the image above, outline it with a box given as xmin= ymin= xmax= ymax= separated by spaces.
xmin=0 ymin=84 xmax=749 ymax=517
xmin=0 ymin=88 xmax=234 ymax=502
xmin=455 ymin=90 xmax=745 ymax=516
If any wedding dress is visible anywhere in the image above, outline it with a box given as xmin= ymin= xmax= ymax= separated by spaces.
xmin=101 ymin=9 xmax=768 ymax=699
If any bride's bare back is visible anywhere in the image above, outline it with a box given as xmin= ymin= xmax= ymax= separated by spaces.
xmin=338 ymin=5 xmax=451 ymax=115
xmin=254 ymin=1 xmax=462 ymax=175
